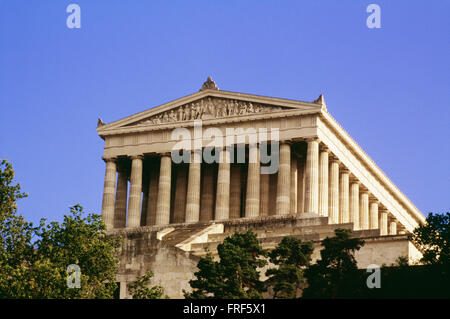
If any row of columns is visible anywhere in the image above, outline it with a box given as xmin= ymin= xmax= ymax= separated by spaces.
xmin=101 ymin=138 xmax=400 ymax=235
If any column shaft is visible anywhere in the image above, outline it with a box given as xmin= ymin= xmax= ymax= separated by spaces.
xmin=200 ymin=164 xmax=215 ymax=221
xmin=127 ymin=156 xmax=143 ymax=228
xmin=369 ymin=202 xmax=379 ymax=229
xmin=389 ymin=220 xmax=397 ymax=235
xmin=359 ymin=192 xmax=369 ymax=230
xmin=290 ymin=156 xmax=298 ymax=214
xmin=296 ymin=158 xmax=304 ymax=213
xmin=114 ymin=167 xmax=128 ymax=228
xmin=379 ymin=211 xmax=388 ymax=235
xmin=146 ymin=162 xmax=159 ymax=226
xmin=339 ymin=170 xmax=350 ymax=223
xmin=349 ymin=182 xmax=360 ymax=230
xmin=276 ymin=142 xmax=291 ymax=215
xmin=318 ymin=149 xmax=329 ymax=216
xmin=304 ymin=139 xmax=319 ymax=213
xmin=245 ymin=145 xmax=260 ymax=218
xmin=229 ymin=164 xmax=242 ymax=219
xmin=155 ymin=155 xmax=172 ymax=226
xmin=259 ymin=172 xmax=269 ymax=217
xmin=185 ymin=151 xmax=201 ymax=223
xmin=173 ymin=164 xmax=188 ymax=223
xmin=215 ymin=148 xmax=230 ymax=220
xmin=328 ymin=160 xmax=339 ymax=224
xmin=101 ymin=158 xmax=117 ymax=229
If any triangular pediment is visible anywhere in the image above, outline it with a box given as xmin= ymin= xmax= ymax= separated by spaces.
xmin=97 ymin=88 xmax=324 ymax=132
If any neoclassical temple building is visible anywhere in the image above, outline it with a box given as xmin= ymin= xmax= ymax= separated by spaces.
xmin=97 ymin=78 xmax=425 ymax=298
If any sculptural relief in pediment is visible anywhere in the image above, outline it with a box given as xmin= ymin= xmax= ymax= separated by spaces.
xmin=129 ymin=97 xmax=289 ymax=126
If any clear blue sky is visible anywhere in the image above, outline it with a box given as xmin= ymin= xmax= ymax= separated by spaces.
xmin=1 ymin=0 xmax=449 ymax=225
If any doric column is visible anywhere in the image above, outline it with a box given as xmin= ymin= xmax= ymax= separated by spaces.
xmin=369 ymin=200 xmax=379 ymax=229
xmin=290 ymin=155 xmax=298 ymax=214
xmin=155 ymin=153 xmax=172 ymax=226
xmin=200 ymin=164 xmax=215 ymax=221
xmin=379 ymin=209 xmax=388 ymax=235
xmin=296 ymin=157 xmax=305 ymax=214
xmin=359 ymin=190 xmax=370 ymax=230
xmin=173 ymin=164 xmax=188 ymax=223
xmin=185 ymin=150 xmax=201 ymax=223
xmin=101 ymin=157 xmax=117 ymax=229
xmin=140 ymin=184 xmax=149 ymax=226
xmin=259 ymin=172 xmax=269 ymax=217
xmin=339 ymin=168 xmax=350 ymax=223
xmin=127 ymin=155 xmax=143 ymax=228
xmin=349 ymin=180 xmax=360 ymax=230
xmin=145 ymin=160 xmax=159 ymax=226
xmin=245 ymin=144 xmax=260 ymax=218
xmin=276 ymin=142 xmax=291 ymax=215
xmin=389 ymin=218 xmax=397 ymax=235
xmin=215 ymin=148 xmax=230 ymax=220
xmin=230 ymin=164 xmax=242 ymax=219
xmin=304 ymin=138 xmax=319 ymax=214
xmin=328 ymin=158 xmax=339 ymax=224
xmin=318 ymin=147 xmax=329 ymax=216
xmin=114 ymin=164 xmax=128 ymax=228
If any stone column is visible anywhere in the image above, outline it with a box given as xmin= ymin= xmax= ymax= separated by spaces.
xmin=349 ymin=180 xmax=360 ymax=230
xmin=304 ymin=138 xmax=319 ymax=214
xmin=155 ymin=154 xmax=172 ymax=226
xmin=359 ymin=190 xmax=370 ymax=230
xmin=369 ymin=200 xmax=379 ymax=230
xmin=389 ymin=219 xmax=397 ymax=235
xmin=296 ymin=157 xmax=304 ymax=214
xmin=140 ymin=185 xmax=148 ymax=226
xmin=173 ymin=164 xmax=188 ymax=223
xmin=114 ymin=165 xmax=128 ymax=228
xmin=127 ymin=155 xmax=143 ymax=228
xmin=215 ymin=148 xmax=230 ymax=220
xmin=200 ymin=164 xmax=215 ymax=221
xmin=230 ymin=164 xmax=242 ymax=219
xmin=101 ymin=157 xmax=117 ymax=229
xmin=328 ymin=158 xmax=339 ymax=224
xmin=290 ymin=155 xmax=298 ymax=214
xmin=145 ymin=161 xmax=159 ymax=226
xmin=185 ymin=151 xmax=201 ymax=223
xmin=379 ymin=209 xmax=388 ymax=235
xmin=276 ymin=142 xmax=291 ymax=215
xmin=245 ymin=144 xmax=260 ymax=218
xmin=318 ymin=147 xmax=329 ymax=216
xmin=259 ymin=172 xmax=269 ymax=217
xmin=339 ymin=168 xmax=350 ymax=223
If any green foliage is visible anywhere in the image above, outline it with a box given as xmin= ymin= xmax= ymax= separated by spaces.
xmin=127 ymin=270 xmax=166 ymax=299
xmin=302 ymin=228 xmax=365 ymax=299
xmin=0 ymin=159 xmax=122 ymax=298
xmin=185 ymin=230 xmax=267 ymax=299
xmin=265 ymin=237 xmax=313 ymax=298
xmin=410 ymin=212 xmax=449 ymax=266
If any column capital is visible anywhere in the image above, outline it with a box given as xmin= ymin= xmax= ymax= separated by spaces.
xmin=319 ymin=144 xmax=330 ymax=153
xmin=130 ymin=155 xmax=144 ymax=160
xmin=102 ymin=156 xmax=117 ymax=163
xmin=340 ymin=167 xmax=350 ymax=174
xmin=306 ymin=137 xmax=320 ymax=143
xmin=279 ymin=139 xmax=293 ymax=145
xmin=160 ymin=152 xmax=172 ymax=157
xmin=329 ymin=155 xmax=340 ymax=164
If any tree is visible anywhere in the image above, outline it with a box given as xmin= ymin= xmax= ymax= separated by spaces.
xmin=185 ymin=229 xmax=267 ymax=299
xmin=265 ymin=237 xmax=313 ymax=298
xmin=302 ymin=228 xmax=365 ymax=299
xmin=410 ymin=212 xmax=449 ymax=266
xmin=127 ymin=270 xmax=166 ymax=299
xmin=0 ymin=159 xmax=122 ymax=298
